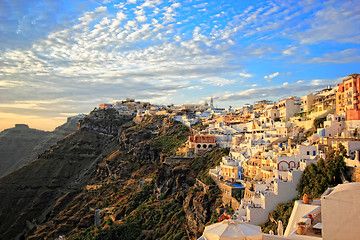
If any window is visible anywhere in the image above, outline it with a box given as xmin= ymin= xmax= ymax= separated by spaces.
xmin=307 ymin=151 xmax=310 ymax=155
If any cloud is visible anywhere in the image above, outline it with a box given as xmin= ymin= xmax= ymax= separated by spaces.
xmin=264 ymin=72 xmax=280 ymax=79
xmin=239 ymin=72 xmax=253 ymax=78
xmin=0 ymin=80 xmax=18 ymax=88
xmin=136 ymin=15 xmax=147 ymax=23
xmin=215 ymin=78 xmax=338 ymax=102
xmin=283 ymin=82 xmax=289 ymax=86
xmin=114 ymin=3 xmax=126 ymax=8
xmin=310 ymin=79 xmax=325 ymax=86
xmin=212 ymin=11 xmax=226 ymax=18
xmin=308 ymin=49 xmax=360 ymax=63
xmin=295 ymin=1 xmax=360 ymax=44
xmin=193 ymin=3 xmax=208 ymax=8
xmin=0 ymin=0 xmax=90 ymax=50
xmin=283 ymin=46 xmax=298 ymax=56
xmin=200 ymin=77 xmax=235 ymax=86
xmin=248 ymin=46 xmax=275 ymax=57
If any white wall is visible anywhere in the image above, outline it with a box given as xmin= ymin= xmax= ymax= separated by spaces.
xmin=322 ymin=183 xmax=360 ymax=240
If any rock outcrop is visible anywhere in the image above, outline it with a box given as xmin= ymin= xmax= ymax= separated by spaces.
xmin=183 ymin=186 xmax=221 ymax=239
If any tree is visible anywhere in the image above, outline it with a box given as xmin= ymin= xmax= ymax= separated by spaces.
xmin=298 ymin=143 xmax=347 ymax=198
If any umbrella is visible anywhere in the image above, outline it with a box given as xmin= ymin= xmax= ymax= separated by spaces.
xmin=203 ymin=219 xmax=263 ymax=240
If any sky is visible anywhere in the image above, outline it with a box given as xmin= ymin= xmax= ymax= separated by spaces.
xmin=0 ymin=0 xmax=360 ymax=131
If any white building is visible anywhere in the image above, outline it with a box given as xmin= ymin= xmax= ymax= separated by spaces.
xmin=173 ymin=115 xmax=199 ymax=127
xmin=266 ymin=97 xmax=300 ymax=121
xmin=237 ymin=169 xmax=302 ymax=225
xmin=299 ymin=93 xmax=315 ymax=113
xmin=276 ymin=145 xmax=319 ymax=171
xmin=317 ymin=114 xmax=345 ymax=138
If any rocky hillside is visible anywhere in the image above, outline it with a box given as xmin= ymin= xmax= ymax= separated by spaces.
xmin=0 ymin=109 xmax=227 ymax=240
xmin=0 ymin=115 xmax=81 ymax=177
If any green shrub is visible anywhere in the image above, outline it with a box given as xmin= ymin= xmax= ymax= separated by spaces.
xmin=259 ymin=199 xmax=296 ymax=234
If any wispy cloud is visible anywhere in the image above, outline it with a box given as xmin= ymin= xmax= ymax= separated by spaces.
xmin=264 ymin=72 xmax=280 ymax=79
xmin=308 ymin=49 xmax=360 ymax=63
xmin=295 ymin=1 xmax=360 ymax=44
xmin=283 ymin=46 xmax=298 ymax=56
xmin=215 ymin=78 xmax=338 ymax=102
xmin=239 ymin=72 xmax=253 ymax=78
xmin=200 ymin=77 xmax=235 ymax=86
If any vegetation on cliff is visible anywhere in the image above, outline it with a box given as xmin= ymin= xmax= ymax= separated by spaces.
xmin=190 ymin=148 xmax=227 ymax=185
xmin=298 ymin=144 xmax=347 ymax=198
xmin=259 ymin=198 xmax=297 ymax=234
xmin=65 ymin=178 xmax=188 ymax=240
xmin=64 ymin=148 xmax=225 ymax=240
xmin=151 ymin=116 xmax=190 ymax=155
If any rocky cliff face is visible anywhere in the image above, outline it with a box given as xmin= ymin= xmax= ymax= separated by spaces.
xmin=0 ymin=115 xmax=81 ymax=177
xmin=183 ymin=187 xmax=220 ymax=239
xmin=0 ymin=110 xmax=223 ymax=240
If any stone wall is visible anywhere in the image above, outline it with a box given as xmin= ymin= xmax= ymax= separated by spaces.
xmin=195 ymin=178 xmax=215 ymax=194
xmin=216 ymin=181 xmax=242 ymax=209
xmin=222 ymin=194 xmax=240 ymax=210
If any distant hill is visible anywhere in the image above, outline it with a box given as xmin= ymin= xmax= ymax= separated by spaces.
xmin=0 ymin=115 xmax=83 ymax=177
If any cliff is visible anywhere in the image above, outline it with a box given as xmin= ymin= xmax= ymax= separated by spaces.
xmin=0 ymin=115 xmax=81 ymax=177
xmin=0 ymin=110 xmax=225 ymax=240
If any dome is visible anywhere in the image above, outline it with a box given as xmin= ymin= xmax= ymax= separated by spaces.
xmin=202 ymin=219 xmax=263 ymax=240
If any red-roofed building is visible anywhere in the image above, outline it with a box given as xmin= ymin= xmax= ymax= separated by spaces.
xmin=189 ymin=135 xmax=216 ymax=154
xmin=99 ymin=103 xmax=112 ymax=109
